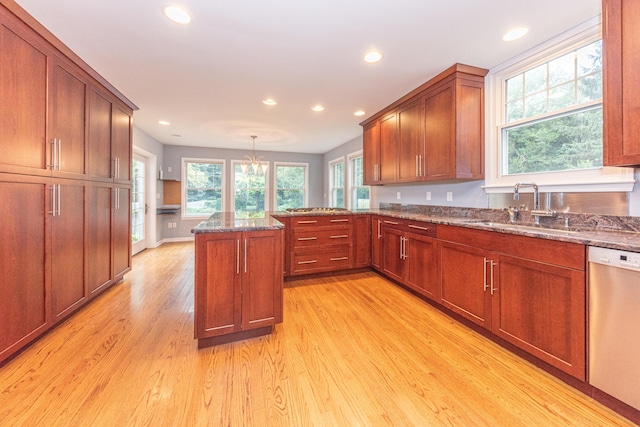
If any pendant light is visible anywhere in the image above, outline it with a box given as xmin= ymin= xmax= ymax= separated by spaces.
xmin=241 ymin=135 xmax=268 ymax=175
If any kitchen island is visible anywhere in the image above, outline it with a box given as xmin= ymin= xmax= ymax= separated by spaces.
xmin=192 ymin=212 xmax=284 ymax=347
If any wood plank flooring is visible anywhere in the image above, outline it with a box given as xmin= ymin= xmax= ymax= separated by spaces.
xmin=0 ymin=242 xmax=636 ymax=426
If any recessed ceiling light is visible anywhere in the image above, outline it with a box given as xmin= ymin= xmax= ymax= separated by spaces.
xmin=262 ymin=98 xmax=277 ymax=106
xmin=354 ymin=110 xmax=366 ymax=117
xmin=364 ymin=50 xmax=383 ymax=64
xmin=503 ymin=27 xmax=529 ymax=42
xmin=163 ymin=5 xmax=192 ymax=25
xmin=159 ymin=120 xmax=171 ymax=125
xmin=312 ymin=105 xmax=324 ymax=112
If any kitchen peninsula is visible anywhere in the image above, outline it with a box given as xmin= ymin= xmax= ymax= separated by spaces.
xmin=192 ymin=212 xmax=284 ymax=347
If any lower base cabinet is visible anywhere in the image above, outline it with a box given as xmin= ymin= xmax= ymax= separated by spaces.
xmin=438 ymin=225 xmax=586 ymax=380
xmin=194 ymin=229 xmax=283 ymax=347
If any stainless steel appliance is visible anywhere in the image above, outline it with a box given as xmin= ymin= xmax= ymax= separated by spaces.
xmin=589 ymin=246 xmax=640 ymax=410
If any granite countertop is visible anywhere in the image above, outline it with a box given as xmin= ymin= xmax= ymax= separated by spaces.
xmin=191 ymin=211 xmax=285 ymax=233
xmin=191 ymin=206 xmax=640 ymax=253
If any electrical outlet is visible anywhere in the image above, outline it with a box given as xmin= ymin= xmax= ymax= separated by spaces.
xmin=167 ymin=222 xmax=172 ymax=229
xmin=396 ymin=192 xmax=401 ymax=200
xmin=167 ymin=166 xmax=173 ymax=173
xmin=172 ymin=222 xmax=177 ymax=228
xmin=156 ymin=193 xmax=160 ymax=199
xmin=446 ymin=192 xmax=453 ymax=201
xmin=426 ymin=192 xmax=431 ymax=201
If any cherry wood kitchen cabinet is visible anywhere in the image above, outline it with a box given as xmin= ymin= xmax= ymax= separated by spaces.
xmin=603 ymin=0 xmax=640 ymax=166
xmin=113 ymin=185 xmax=131 ymax=282
xmin=194 ymin=229 xmax=283 ymax=347
xmin=289 ymin=215 xmax=353 ymax=275
xmin=437 ymin=225 xmax=586 ymax=380
xmin=380 ymin=218 xmax=439 ymax=301
xmin=0 ymin=174 xmax=49 ymax=364
xmin=352 ymin=215 xmax=371 ymax=268
xmin=371 ymin=215 xmax=383 ymax=270
xmin=50 ymin=179 xmax=88 ymax=322
xmin=87 ymin=182 xmax=114 ymax=296
xmin=111 ymin=105 xmax=132 ymax=183
xmin=360 ymin=64 xmax=487 ymax=185
xmin=363 ymin=121 xmax=380 ymax=185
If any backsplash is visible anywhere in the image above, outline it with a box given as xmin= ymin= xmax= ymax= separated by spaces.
xmin=379 ymin=203 xmax=640 ymax=233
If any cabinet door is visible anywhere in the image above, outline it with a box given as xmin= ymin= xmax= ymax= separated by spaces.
xmin=51 ymin=179 xmax=87 ymax=321
xmin=48 ymin=59 xmax=88 ymax=179
xmin=371 ymin=216 xmax=382 ymax=270
xmin=352 ymin=215 xmax=371 ymax=268
xmin=493 ymin=254 xmax=586 ymax=379
xmin=440 ymin=240 xmax=492 ymax=329
xmin=405 ymin=233 xmax=439 ymax=301
xmin=112 ymin=105 xmax=132 ymax=183
xmin=0 ymin=15 xmax=48 ymax=176
xmin=88 ymin=88 xmax=113 ymax=181
xmin=397 ymin=99 xmax=424 ymax=182
xmin=363 ymin=121 xmax=380 ymax=185
xmin=242 ymin=230 xmax=283 ymax=330
xmin=195 ymin=232 xmax=242 ymax=338
xmin=381 ymin=225 xmax=405 ymax=282
xmin=423 ymin=83 xmax=454 ymax=180
xmin=113 ymin=186 xmax=131 ymax=280
xmin=603 ymin=0 xmax=640 ymax=166
xmin=0 ymin=175 xmax=49 ymax=363
xmin=379 ymin=112 xmax=397 ymax=183
xmin=87 ymin=183 xmax=113 ymax=296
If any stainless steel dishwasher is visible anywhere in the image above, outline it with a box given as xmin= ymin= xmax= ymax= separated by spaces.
xmin=589 ymin=246 xmax=640 ymax=410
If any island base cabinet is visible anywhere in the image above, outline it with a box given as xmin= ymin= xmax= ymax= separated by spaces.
xmin=195 ymin=229 xmax=283 ymax=347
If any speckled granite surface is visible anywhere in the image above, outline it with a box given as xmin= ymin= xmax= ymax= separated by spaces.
xmin=191 ymin=211 xmax=285 ymax=233
xmin=191 ymin=205 xmax=640 ymax=252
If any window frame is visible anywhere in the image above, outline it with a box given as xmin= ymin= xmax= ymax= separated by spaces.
xmin=181 ymin=157 xmax=226 ymax=219
xmin=273 ymin=161 xmax=309 ymax=211
xmin=485 ymin=16 xmax=634 ymax=193
xmin=346 ymin=150 xmax=370 ymax=210
xmin=230 ymin=159 xmax=270 ymax=212
xmin=328 ymin=156 xmax=345 ymax=208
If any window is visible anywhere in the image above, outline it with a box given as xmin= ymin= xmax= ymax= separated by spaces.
xmin=274 ymin=162 xmax=308 ymax=210
xmin=232 ymin=161 xmax=269 ymax=215
xmin=182 ymin=158 xmax=225 ymax=218
xmin=485 ymin=18 xmax=634 ymax=193
xmin=347 ymin=152 xmax=370 ymax=209
xmin=329 ymin=158 xmax=344 ymax=208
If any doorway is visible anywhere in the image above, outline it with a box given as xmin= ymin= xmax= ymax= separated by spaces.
xmin=132 ymin=154 xmax=147 ymax=255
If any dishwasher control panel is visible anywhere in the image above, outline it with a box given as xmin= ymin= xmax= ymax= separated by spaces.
xmin=588 ymin=246 xmax=640 ymax=271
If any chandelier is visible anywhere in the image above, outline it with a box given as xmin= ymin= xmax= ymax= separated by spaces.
xmin=241 ymin=135 xmax=268 ymax=175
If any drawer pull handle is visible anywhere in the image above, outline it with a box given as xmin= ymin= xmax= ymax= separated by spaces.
xmin=298 ymin=260 xmax=318 ymax=265
xmin=330 ymin=235 xmax=348 ymax=239
xmin=297 ymin=220 xmax=317 ymax=224
xmin=297 ymin=237 xmax=318 ymax=241
xmin=408 ymin=224 xmax=429 ymax=231
xmin=330 ymin=219 xmax=349 ymax=223
xmin=330 ymin=257 xmax=348 ymax=261
xmin=384 ymin=220 xmax=399 ymax=225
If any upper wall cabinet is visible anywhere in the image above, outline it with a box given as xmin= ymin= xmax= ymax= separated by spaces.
xmin=603 ymin=0 xmax=640 ymax=166
xmin=361 ymin=64 xmax=487 ymax=186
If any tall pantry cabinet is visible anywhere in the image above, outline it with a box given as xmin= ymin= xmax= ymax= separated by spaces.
xmin=0 ymin=0 xmax=136 ymax=365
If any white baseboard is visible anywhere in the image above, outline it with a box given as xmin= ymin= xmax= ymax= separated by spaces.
xmin=155 ymin=237 xmax=195 ymax=247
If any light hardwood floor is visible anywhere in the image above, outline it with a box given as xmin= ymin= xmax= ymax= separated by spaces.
xmin=0 ymin=242 xmax=636 ymax=426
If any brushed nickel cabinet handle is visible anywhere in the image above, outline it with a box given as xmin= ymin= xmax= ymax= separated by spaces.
xmin=297 ymin=237 xmax=318 ymax=241
xmin=330 ymin=235 xmax=348 ymax=239
xmin=244 ymin=239 xmax=247 ymax=273
xmin=330 ymin=257 xmax=348 ymax=261
xmin=384 ymin=220 xmax=399 ymax=225
xmin=297 ymin=260 xmax=318 ymax=265
xmin=330 ymin=219 xmax=349 ymax=223
xmin=297 ymin=220 xmax=317 ymax=224
xmin=236 ymin=240 xmax=240 ymax=274
xmin=408 ymin=224 xmax=429 ymax=231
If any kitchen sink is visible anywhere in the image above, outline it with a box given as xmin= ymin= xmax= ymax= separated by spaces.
xmin=458 ymin=219 xmax=578 ymax=235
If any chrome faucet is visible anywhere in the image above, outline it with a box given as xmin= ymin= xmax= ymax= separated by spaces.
xmin=513 ymin=182 xmax=556 ymax=226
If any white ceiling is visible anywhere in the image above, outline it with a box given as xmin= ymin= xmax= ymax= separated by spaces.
xmin=16 ymin=0 xmax=600 ymax=154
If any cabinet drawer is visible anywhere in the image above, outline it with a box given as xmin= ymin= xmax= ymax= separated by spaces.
xmin=292 ymin=249 xmax=351 ymax=274
xmin=291 ymin=215 xmax=352 ymax=227
xmin=292 ymin=226 xmax=351 ymax=248
xmin=380 ymin=217 xmax=436 ymax=237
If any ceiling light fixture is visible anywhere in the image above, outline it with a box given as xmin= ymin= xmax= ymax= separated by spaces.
xmin=159 ymin=120 xmax=171 ymax=125
xmin=503 ymin=27 xmax=529 ymax=42
xmin=241 ymin=135 xmax=268 ymax=175
xmin=163 ymin=5 xmax=192 ymax=25
xmin=312 ymin=105 xmax=324 ymax=112
xmin=354 ymin=110 xmax=366 ymax=117
xmin=364 ymin=51 xmax=383 ymax=64
xmin=262 ymin=98 xmax=277 ymax=106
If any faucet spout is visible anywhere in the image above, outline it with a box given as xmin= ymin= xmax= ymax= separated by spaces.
xmin=513 ymin=182 xmax=539 ymax=211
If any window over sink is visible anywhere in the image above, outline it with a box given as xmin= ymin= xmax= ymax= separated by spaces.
xmin=485 ymin=17 xmax=634 ymax=193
